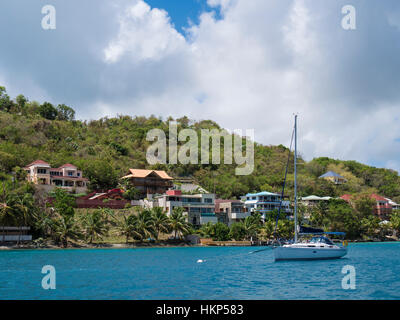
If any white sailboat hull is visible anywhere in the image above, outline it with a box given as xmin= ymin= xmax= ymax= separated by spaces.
xmin=273 ymin=245 xmax=347 ymax=261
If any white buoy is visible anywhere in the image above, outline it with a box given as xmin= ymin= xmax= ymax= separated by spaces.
xmin=197 ymin=259 xmax=205 ymax=263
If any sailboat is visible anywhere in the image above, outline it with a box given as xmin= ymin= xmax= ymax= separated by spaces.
xmin=273 ymin=115 xmax=348 ymax=261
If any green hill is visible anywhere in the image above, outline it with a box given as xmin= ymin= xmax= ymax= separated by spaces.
xmin=1 ymin=86 xmax=400 ymax=202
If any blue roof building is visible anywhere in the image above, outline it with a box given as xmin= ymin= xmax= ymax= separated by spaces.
xmin=244 ymin=191 xmax=291 ymax=220
xmin=319 ymin=171 xmax=347 ymax=184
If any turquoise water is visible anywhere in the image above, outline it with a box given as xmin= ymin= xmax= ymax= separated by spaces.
xmin=0 ymin=242 xmax=399 ymax=300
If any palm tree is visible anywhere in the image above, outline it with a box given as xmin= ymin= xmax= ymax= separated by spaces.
xmin=53 ymin=215 xmax=81 ymax=248
xmin=260 ymin=220 xmax=275 ymax=241
xmin=199 ymin=222 xmax=215 ymax=238
xmin=33 ymin=208 xmax=55 ymax=239
xmin=14 ymin=193 xmax=35 ymax=244
xmin=118 ymin=215 xmax=138 ymax=244
xmin=390 ymin=211 xmax=400 ymax=238
xmin=99 ymin=207 xmax=115 ymax=225
xmin=276 ymin=219 xmax=294 ymax=240
xmin=151 ymin=207 xmax=170 ymax=241
xmin=169 ymin=207 xmax=190 ymax=239
xmin=81 ymin=210 xmax=109 ymax=244
xmin=133 ymin=209 xmax=156 ymax=241
xmin=0 ymin=192 xmax=18 ymax=244
xmin=242 ymin=214 xmax=262 ymax=240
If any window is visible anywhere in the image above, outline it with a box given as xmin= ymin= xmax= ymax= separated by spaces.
xmin=37 ymin=169 xmax=47 ymax=174
xmin=68 ymin=171 xmax=74 ymax=176
xmin=204 ymin=198 xmax=213 ymax=203
xmin=77 ymin=172 xmax=80 ymax=177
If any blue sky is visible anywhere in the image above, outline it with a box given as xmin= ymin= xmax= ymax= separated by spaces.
xmin=1 ymin=0 xmax=400 ymax=173
xmin=145 ymin=0 xmax=218 ymax=32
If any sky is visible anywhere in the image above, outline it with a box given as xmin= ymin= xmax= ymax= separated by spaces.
xmin=1 ymin=0 xmax=400 ymax=172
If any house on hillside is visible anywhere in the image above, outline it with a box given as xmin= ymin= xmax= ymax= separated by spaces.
xmin=76 ymin=189 xmax=129 ymax=209
xmin=244 ymin=191 xmax=291 ymax=221
xmin=121 ymin=169 xmax=174 ymax=198
xmin=340 ymin=194 xmax=392 ymax=220
xmin=301 ymin=195 xmax=332 ymax=207
xmin=24 ymin=160 xmax=88 ymax=193
xmin=386 ymin=198 xmax=400 ymax=210
xmin=319 ymin=171 xmax=347 ymax=185
xmin=215 ymin=199 xmax=248 ymax=226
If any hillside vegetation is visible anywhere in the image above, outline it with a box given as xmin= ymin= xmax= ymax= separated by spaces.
xmin=1 ymin=86 xmax=400 ymax=203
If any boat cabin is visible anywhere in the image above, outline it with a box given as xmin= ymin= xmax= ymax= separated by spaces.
xmin=309 ymin=236 xmax=334 ymax=245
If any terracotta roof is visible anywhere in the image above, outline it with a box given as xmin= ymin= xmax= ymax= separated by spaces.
xmin=25 ymin=160 xmax=50 ymax=167
xmin=340 ymin=194 xmax=352 ymax=201
xmin=370 ymin=194 xmax=388 ymax=202
xmin=59 ymin=163 xmax=78 ymax=169
xmin=341 ymin=193 xmax=389 ymax=203
xmin=123 ymin=169 xmax=173 ymax=180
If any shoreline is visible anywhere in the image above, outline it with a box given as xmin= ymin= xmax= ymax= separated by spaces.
xmin=1 ymin=238 xmax=399 ymax=250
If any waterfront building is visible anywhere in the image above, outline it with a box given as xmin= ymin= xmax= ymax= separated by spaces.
xmin=215 ymin=199 xmax=249 ymax=226
xmin=319 ymin=171 xmax=347 ymax=184
xmin=244 ymin=191 xmax=290 ymax=220
xmin=121 ymin=169 xmax=173 ymax=198
xmin=0 ymin=227 xmax=32 ymax=243
xmin=155 ymin=190 xmax=217 ymax=226
xmin=24 ymin=160 xmax=88 ymax=193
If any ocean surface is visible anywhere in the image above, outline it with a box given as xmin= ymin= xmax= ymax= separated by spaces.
xmin=0 ymin=242 xmax=399 ymax=300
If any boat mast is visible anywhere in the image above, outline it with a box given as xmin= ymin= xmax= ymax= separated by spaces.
xmin=294 ymin=114 xmax=298 ymax=243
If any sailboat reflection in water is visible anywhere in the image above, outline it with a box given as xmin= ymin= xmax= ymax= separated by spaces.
xmin=272 ymin=115 xmax=348 ymax=261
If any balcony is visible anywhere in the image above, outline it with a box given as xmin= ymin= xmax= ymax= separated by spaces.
xmin=231 ymin=212 xmax=250 ymax=219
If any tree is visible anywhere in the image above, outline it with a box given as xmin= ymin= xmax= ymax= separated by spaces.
xmin=390 ymin=210 xmax=400 ymax=238
xmin=119 ymin=180 xmax=140 ymax=200
xmin=33 ymin=208 xmax=56 ymax=239
xmin=53 ymin=215 xmax=81 ymax=248
xmin=38 ymin=102 xmax=58 ymax=120
xmin=151 ymin=207 xmax=170 ymax=241
xmin=360 ymin=215 xmax=380 ymax=239
xmin=52 ymin=188 xmax=75 ymax=217
xmin=0 ymin=193 xmax=17 ymax=243
xmin=132 ymin=209 xmax=155 ymax=241
xmin=81 ymin=210 xmax=109 ymax=243
xmin=12 ymin=166 xmax=28 ymax=182
xmin=169 ymin=207 xmax=190 ymax=239
xmin=241 ymin=214 xmax=263 ymax=240
xmin=16 ymin=94 xmax=28 ymax=113
xmin=118 ymin=215 xmax=137 ymax=243
xmin=0 ymin=151 xmax=16 ymax=172
xmin=260 ymin=220 xmax=275 ymax=240
xmin=200 ymin=222 xmax=230 ymax=241
xmin=275 ymin=219 xmax=294 ymax=239
xmin=353 ymin=194 xmax=376 ymax=218
xmin=56 ymin=104 xmax=75 ymax=121
xmin=83 ymin=159 xmax=118 ymax=191
xmin=0 ymin=87 xmax=14 ymax=112
xmin=229 ymin=222 xmax=247 ymax=241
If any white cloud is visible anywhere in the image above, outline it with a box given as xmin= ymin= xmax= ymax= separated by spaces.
xmin=2 ymin=0 xmax=400 ymax=173
xmin=104 ymin=0 xmax=186 ymax=63
xmin=99 ymin=0 xmax=400 ymax=172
